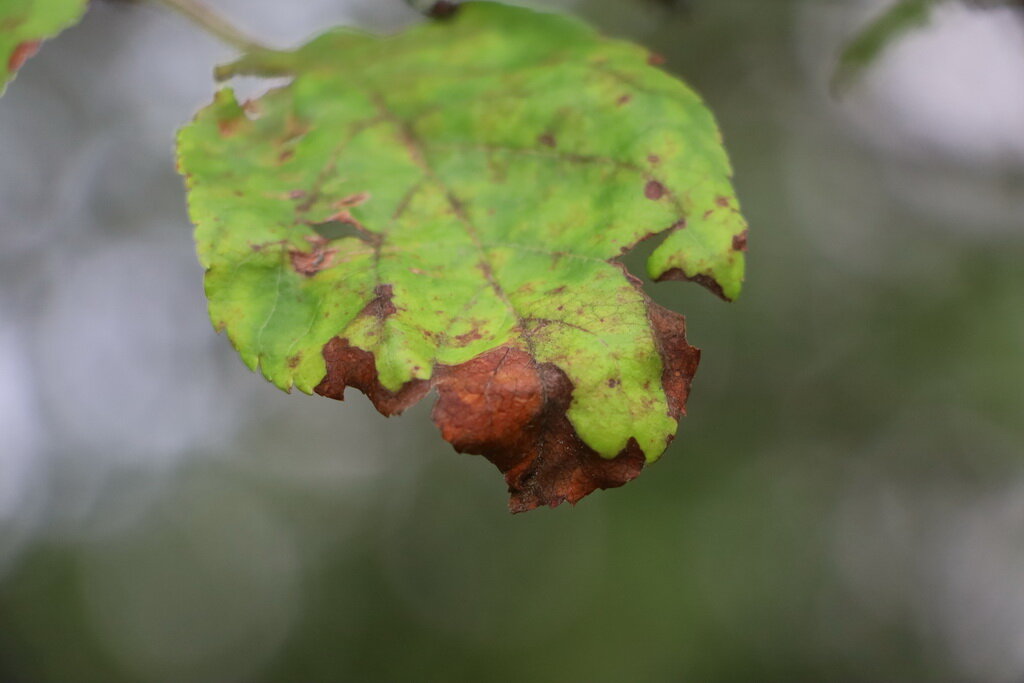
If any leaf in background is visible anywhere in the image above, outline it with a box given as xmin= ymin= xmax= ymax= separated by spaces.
xmin=0 ymin=0 xmax=87 ymax=95
xmin=178 ymin=1 xmax=748 ymax=511
xmin=834 ymin=0 xmax=943 ymax=92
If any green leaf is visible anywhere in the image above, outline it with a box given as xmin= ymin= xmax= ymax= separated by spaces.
xmin=834 ymin=0 xmax=943 ymax=92
xmin=178 ymin=1 xmax=747 ymax=511
xmin=0 ymin=0 xmax=87 ymax=95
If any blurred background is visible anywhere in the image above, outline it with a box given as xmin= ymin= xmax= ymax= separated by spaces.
xmin=1 ymin=0 xmax=1022 ymax=680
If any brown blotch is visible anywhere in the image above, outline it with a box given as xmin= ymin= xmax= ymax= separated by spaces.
xmin=658 ymin=268 xmax=731 ymax=302
xmin=716 ymin=196 xmax=731 ymax=208
xmin=433 ymin=348 xmax=648 ymax=513
xmin=732 ymin=230 xmax=749 ymax=252
xmin=538 ymin=133 xmax=557 ymax=148
xmin=217 ymin=118 xmax=243 ymax=137
xmin=290 ymin=235 xmax=338 ymax=277
xmin=648 ymin=52 xmax=667 ymax=66
xmin=361 ymin=284 xmax=397 ymax=320
xmin=453 ymin=329 xmax=484 ymax=347
xmin=617 ymin=94 xmax=632 ymax=106
xmin=315 ymin=339 xmax=430 ymax=416
xmin=607 ymin=378 xmax=621 ymax=388
xmin=427 ymin=1 xmax=460 ymax=18
xmin=645 ymin=180 xmax=666 ymax=200
xmin=335 ymin=192 xmax=371 ymax=208
xmin=8 ymin=41 xmax=40 ymax=73
xmin=287 ymin=354 xmax=302 ymax=369
xmin=313 ymin=301 xmax=700 ymax=511
xmin=647 ymin=303 xmax=701 ymax=418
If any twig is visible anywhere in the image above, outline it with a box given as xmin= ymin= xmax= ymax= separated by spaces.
xmin=152 ymin=0 xmax=269 ymax=52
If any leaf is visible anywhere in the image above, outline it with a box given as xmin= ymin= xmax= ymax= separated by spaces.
xmin=178 ymin=1 xmax=747 ymax=512
xmin=833 ymin=0 xmax=942 ymax=92
xmin=0 ymin=0 xmax=88 ymax=96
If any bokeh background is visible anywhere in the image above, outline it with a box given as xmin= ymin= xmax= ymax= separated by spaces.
xmin=1 ymin=0 xmax=1022 ymax=680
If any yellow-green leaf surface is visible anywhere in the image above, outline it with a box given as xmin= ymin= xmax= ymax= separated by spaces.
xmin=178 ymin=2 xmax=748 ymax=506
xmin=0 ymin=0 xmax=87 ymax=95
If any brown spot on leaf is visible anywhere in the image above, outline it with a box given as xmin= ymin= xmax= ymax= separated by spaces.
xmin=217 ymin=116 xmax=244 ymax=138
xmin=290 ymin=235 xmax=338 ymax=277
xmin=288 ymin=190 xmax=307 ymax=200
xmin=312 ymin=302 xmax=701 ymax=512
xmin=453 ymin=329 xmax=484 ymax=347
xmin=287 ymin=354 xmax=302 ymax=369
xmin=648 ymin=52 xmax=667 ymax=66
xmin=648 ymin=155 xmax=661 ymax=164
xmin=645 ymin=180 xmax=666 ymax=200
xmin=658 ymin=268 xmax=731 ymax=302
xmin=647 ymin=302 xmax=701 ymax=418
xmin=732 ymin=230 xmax=749 ymax=252
xmin=7 ymin=41 xmax=39 ymax=73
xmin=607 ymin=378 xmax=621 ymax=388
xmin=433 ymin=348 xmax=648 ymax=513
xmin=361 ymin=284 xmax=397 ymax=320
xmin=538 ymin=133 xmax=557 ymax=148
xmin=335 ymin=192 xmax=371 ymax=208
xmin=716 ymin=196 xmax=731 ymax=208
xmin=279 ymin=149 xmax=295 ymax=163
xmin=427 ymin=0 xmax=460 ymax=18
xmin=315 ymin=340 xmax=430 ymax=415
xmin=617 ymin=94 xmax=632 ymax=106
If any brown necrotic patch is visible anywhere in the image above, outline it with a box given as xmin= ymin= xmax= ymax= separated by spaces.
xmin=290 ymin=235 xmax=338 ymax=277
xmin=7 ymin=41 xmax=39 ymax=73
xmin=657 ymin=268 xmax=730 ymax=302
xmin=644 ymin=180 xmax=666 ymax=200
xmin=312 ymin=301 xmax=700 ymax=513
xmin=732 ymin=230 xmax=749 ymax=252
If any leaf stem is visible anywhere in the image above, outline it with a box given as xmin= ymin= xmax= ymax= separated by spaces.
xmin=152 ymin=0 xmax=269 ymax=52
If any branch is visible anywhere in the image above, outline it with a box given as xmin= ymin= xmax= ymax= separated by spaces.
xmin=152 ymin=0 xmax=269 ymax=52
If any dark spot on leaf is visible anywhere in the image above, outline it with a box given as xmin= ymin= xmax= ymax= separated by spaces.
xmin=288 ymin=354 xmax=302 ymax=369
xmin=279 ymin=149 xmax=295 ymax=163
xmin=453 ymin=329 xmax=484 ymax=347
xmin=548 ymin=286 xmax=566 ymax=295
xmin=607 ymin=378 xmax=621 ymax=388
xmin=289 ymin=190 xmax=307 ymax=200
xmin=433 ymin=348 xmax=648 ymax=513
xmin=217 ymin=117 xmax=244 ymax=138
xmin=732 ymin=230 xmax=748 ymax=252
xmin=648 ymin=155 xmax=661 ymax=164
xmin=315 ymin=339 xmax=430 ymax=415
xmin=290 ymin=235 xmax=338 ymax=277
xmin=703 ymin=209 xmax=714 ymax=219
xmin=7 ymin=41 xmax=40 ymax=73
xmin=427 ymin=1 xmax=460 ymax=18
xmin=648 ymin=52 xmax=667 ymax=66
xmin=361 ymin=284 xmax=397 ymax=320
xmin=617 ymin=94 xmax=632 ymax=106
xmin=716 ymin=196 xmax=730 ymax=208
xmin=645 ymin=180 xmax=666 ymax=200
xmin=314 ymin=313 xmax=699 ymax=512
xmin=658 ymin=268 xmax=731 ymax=302
xmin=538 ymin=133 xmax=557 ymax=148
xmin=335 ymin=192 xmax=371 ymax=208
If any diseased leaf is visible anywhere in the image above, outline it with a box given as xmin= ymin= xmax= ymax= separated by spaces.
xmin=178 ymin=1 xmax=747 ymax=511
xmin=0 ymin=0 xmax=87 ymax=95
